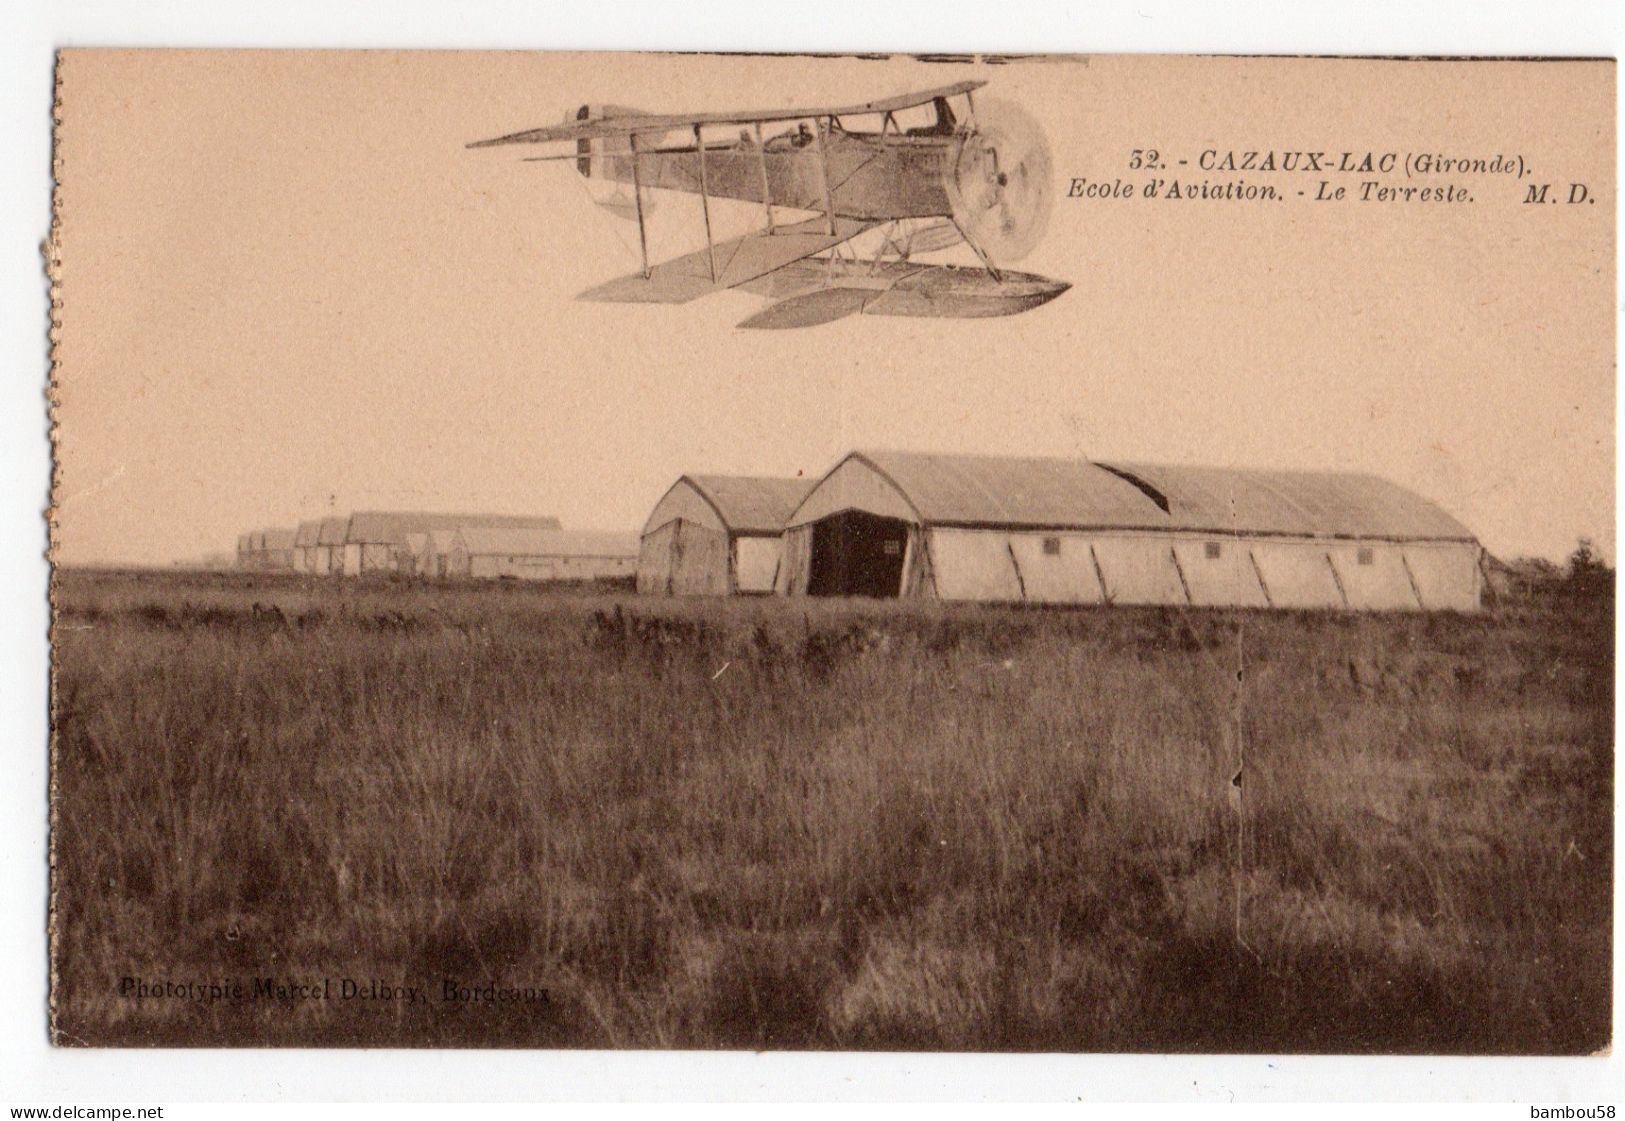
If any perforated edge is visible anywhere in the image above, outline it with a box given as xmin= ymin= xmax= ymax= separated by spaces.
xmin=45 ymin=48 xmax=65 ymax=1047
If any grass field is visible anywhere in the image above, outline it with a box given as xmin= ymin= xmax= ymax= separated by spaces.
xmin=49 ymin=568 xmax=1612 ymax=1051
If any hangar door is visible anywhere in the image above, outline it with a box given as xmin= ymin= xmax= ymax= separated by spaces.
xmin=806 ymin=510 xmax=910 ymax=597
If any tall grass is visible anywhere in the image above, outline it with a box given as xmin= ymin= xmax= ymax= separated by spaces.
xmin=50 ymin=570 xmax=1611 ymax=1051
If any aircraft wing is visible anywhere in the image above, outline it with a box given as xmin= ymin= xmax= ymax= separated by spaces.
xmin=468 ymin=80 xmax=985 ymax=148
xmin=578 ymin=216 xmax=877 ymax=304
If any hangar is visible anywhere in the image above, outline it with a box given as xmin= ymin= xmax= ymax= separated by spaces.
xmin=338 ymin=511 xmax=562 ymax=576
xmin=421 ymin=528 xmax=461 ymax=578
xmin=638 ymin=474 xmax=816 ymax=595
xmin=293 ymin=520 xmax=323 ymax=573
xmin=261 ymin=527 xmax=299 ymax=571
xmin=237 ymin=529 xmax=272 ymax=570
xmin=314 ymin=516 xmax=350 ymax=575
xmin=448 ymin=528 xmax=639 ymax=582
xmin=777 ymin=450 xmax=1482 ymax=611
xmin=401 ymin=532 xmax=431 ymax=575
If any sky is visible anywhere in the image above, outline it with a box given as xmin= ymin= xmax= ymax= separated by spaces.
xmin=52 ymin=51 xmax=1614 ymax=565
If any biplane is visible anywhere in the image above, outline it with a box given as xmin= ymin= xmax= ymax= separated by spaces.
xmin=468 ymin=81 xmax=1068 ymax=329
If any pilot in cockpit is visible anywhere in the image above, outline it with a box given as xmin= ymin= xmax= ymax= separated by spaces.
xmin=907 ymin=96 xmax=958 ymax=136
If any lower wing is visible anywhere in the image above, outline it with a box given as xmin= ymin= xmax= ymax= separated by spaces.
xmin=578 ymin=216 xmax=876 ymax=304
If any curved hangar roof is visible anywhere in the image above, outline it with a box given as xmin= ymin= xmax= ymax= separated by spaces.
xmin=316 ymin=516 xmax=351 ymax=546
xmin=690 ymin=475 xmax=817 ymax=533
xmin=645 ymin=474 xmax=817 ymax=536
xmin=795 ymin=450 xmax=1475 ymax=542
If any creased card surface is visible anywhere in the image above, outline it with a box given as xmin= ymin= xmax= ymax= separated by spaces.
xmin=49 ymin=50 xmax=1613 ymax=1051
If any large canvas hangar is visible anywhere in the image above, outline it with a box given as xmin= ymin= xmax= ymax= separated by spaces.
xmin=638 ymin=474 xmax=815 ymax=595
xmin=778 ymin=450 xmax=1483 ymax=612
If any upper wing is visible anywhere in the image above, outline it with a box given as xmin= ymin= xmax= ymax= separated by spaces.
xmin=468 ymin=80 xmax=984 ymax=149
xmin=579 ymin=216 xmax=876 ymax=304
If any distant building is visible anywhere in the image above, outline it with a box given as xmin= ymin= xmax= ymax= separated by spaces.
xmin=235 ymin=533 xmax=253 ymax=569
xmin=447 ymin=528 xmax=638 ymax=582
xmin=314 ymin=516 xmax=350 ymax=575
xmin=293 ymin=520 xmax=323 ymax=574
xmin=777 ymin=450 xmax=1483 ymax=611
xmin=423 ymin=528 xmax=461 ymax=578
xmin=339 ymin=511 xmax=562 ymax=577
xmin=638 ymin=474 xmax=815 ymax=595
xmin=401 ymin=531 xmax=430 ymax=575
xmin=262 ymin=528 xmax=299 ymax=570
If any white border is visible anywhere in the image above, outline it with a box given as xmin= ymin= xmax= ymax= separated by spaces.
xmin=4 ymin=0 xmax=1621 ymax=1104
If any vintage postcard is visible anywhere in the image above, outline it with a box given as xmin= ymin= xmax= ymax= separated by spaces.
xmin=47 ymin=49 xmax=1613 ymax=1052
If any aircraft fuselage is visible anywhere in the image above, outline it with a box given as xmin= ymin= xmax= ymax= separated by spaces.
xmin=582 ymin=129 xmax=956 ymax=221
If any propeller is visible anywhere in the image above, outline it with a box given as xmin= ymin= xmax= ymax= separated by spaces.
xmin=943 ymin=98 xmax=1054 ymax=269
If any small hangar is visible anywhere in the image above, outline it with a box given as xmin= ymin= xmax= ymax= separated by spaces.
xmin=638 ymin=474 xmax=816 ymax=595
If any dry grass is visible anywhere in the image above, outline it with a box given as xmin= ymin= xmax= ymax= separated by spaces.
xmin=50 ymin=569 xmax=1612 ymax=1051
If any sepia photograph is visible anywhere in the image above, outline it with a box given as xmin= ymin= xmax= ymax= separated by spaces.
xmin=37 ymin=38 xmax=1614 ymax=1073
